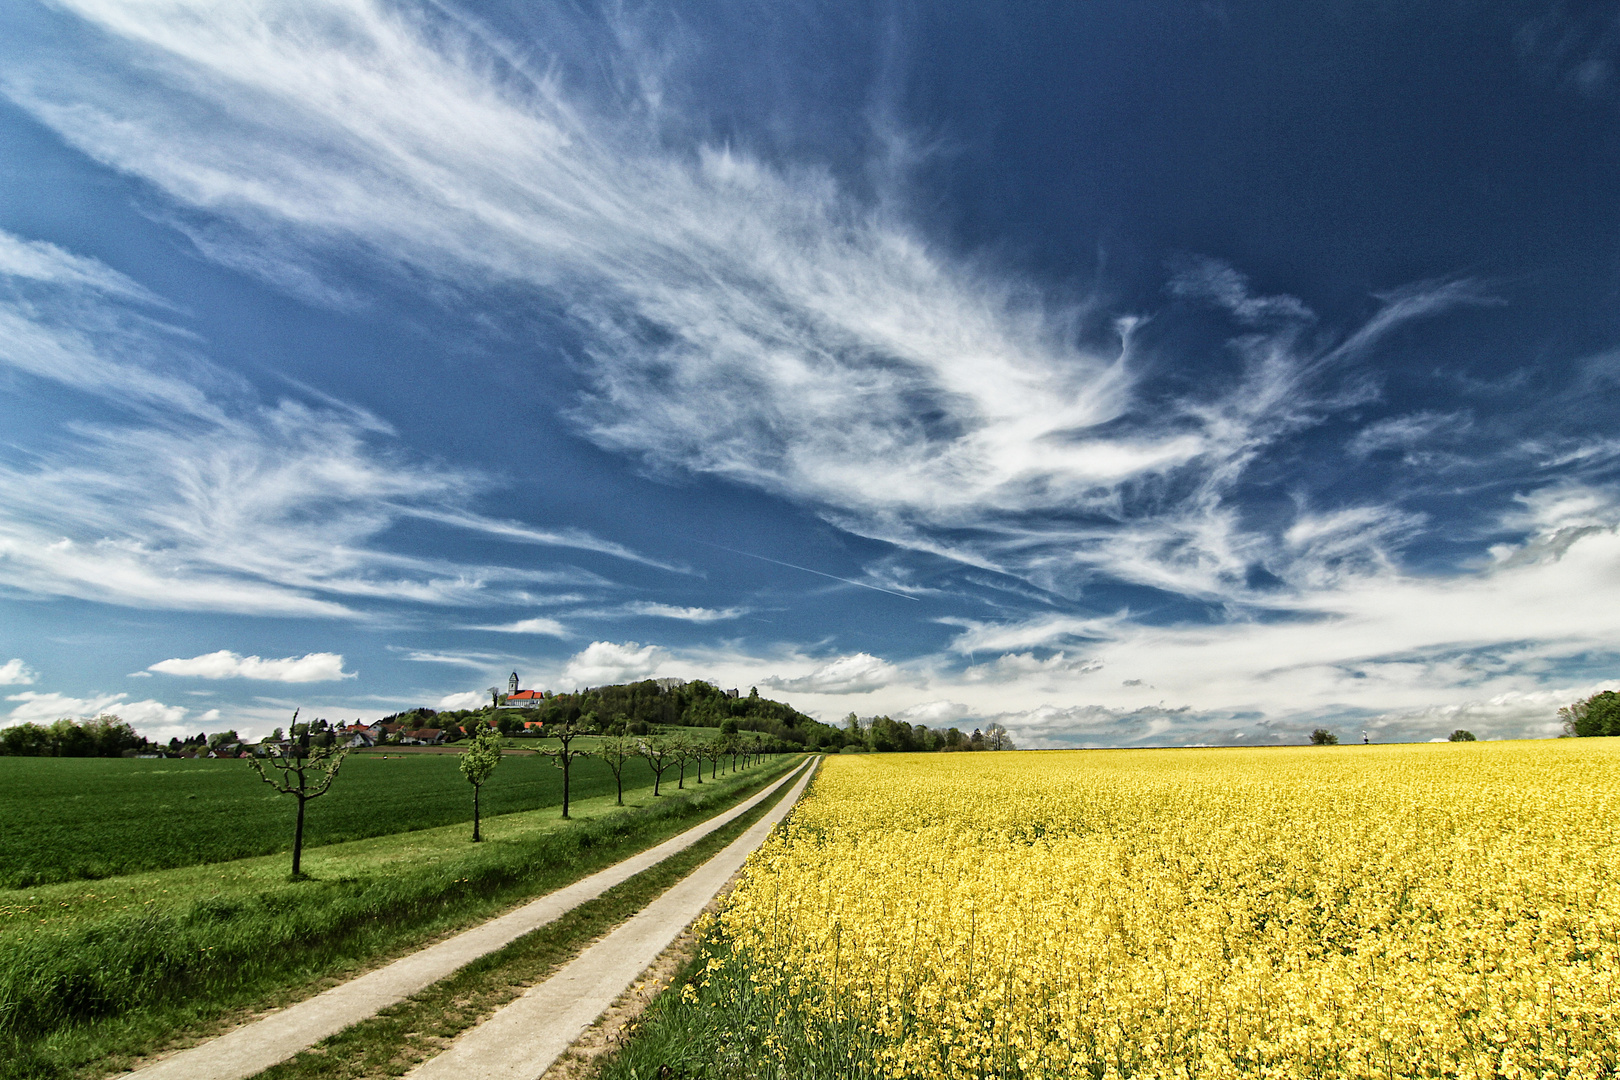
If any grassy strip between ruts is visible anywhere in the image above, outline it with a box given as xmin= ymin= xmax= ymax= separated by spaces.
xmin=247 ymin=766 xmax=806 ymax=1080
xmin=1 ymin=755 xmax=805 ymax=1080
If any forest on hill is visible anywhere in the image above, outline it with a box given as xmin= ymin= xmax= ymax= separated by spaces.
xmin=391 ymin=679 xmax=1014 ymax=753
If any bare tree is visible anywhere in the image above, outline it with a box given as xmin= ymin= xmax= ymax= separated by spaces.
xmin=671 ymin=733 xmax=697 ymax=789
xmin=598 ymin=733 xmax=637 ymax=806
xmin=703 ymin=736 xmax=724 ymax=781
xmin=248 ymin=710 xmax=348 ymax=879
xmin=458 ymin=719 xmax=502 ymax=841
xmin=540 ymin=711 xmax=592 ymax=818
xmin=639 ymin=733 xmax=675 ymax=796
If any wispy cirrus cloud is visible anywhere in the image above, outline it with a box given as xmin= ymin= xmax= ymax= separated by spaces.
xmin=0 ymin=224 xmax=663 ymax=617
xmin=469 ymin=617 xmax=570 ymax=637
xmin=0 ymin=0 xmax=1477 ymax=607
xmin=611 ymin=602 xmax=745 ymax=622
xmin=146 ymin=650 xmax=354 ymax=682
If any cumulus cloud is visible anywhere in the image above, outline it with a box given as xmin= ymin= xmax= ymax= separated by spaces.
xmin=764 ymin=653 xmax=901 ymax=695
xmin=437 ymin=690 xmax=490 ymax=710
xmin=895 ymin=700 xmax=974 ymax=726
xmin=5 ymin=690 xmax=188 ymax=729
xmin=561 ymin=641 xmax=667 ymax=686
xmin=146 ymin=650 xmax=354 ymax=682
xmin=0 ymin=659 xmax=37 ymax=685
xmin=930 ymin=525 xmax=1620 ymax=737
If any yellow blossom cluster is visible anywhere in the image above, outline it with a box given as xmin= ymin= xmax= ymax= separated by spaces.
xmin=716 ymin=742 xmax=1619 ymax=1079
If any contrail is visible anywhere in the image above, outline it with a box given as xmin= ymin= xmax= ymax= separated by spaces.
xmin=704 ymin=544 xmax=922 ymax=601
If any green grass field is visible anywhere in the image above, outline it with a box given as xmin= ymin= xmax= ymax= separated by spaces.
xmin=0 ymin=742 xmax=727 ymax=888
xmin=0 ymin=752 xmax=802 ymax=1080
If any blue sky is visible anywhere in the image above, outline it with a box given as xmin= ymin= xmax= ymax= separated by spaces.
xmin=2 ymin=0 xmax=1619 ymax=747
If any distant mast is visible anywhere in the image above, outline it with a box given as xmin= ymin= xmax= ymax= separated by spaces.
xmin=508 ymin=671 xmax=520 ymax=696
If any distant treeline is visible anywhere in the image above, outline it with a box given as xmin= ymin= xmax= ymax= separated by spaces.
xmin=396 ymin=680 xmax=1015 ymax=753
xmin=1 ymin=679 xmax=1019 ymax=758
xmin=0 ymin=715 xmax=151 ymax=757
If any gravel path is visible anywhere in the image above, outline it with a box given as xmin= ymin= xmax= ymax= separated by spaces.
xmin=404 ymin=760 xmax=818 ymax=1080
xmin=121 ymin=760 xmax=815 ymax=1080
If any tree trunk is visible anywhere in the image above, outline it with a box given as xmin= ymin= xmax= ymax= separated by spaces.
xmin=473 ymin=783 xmax=482 ymax=842
xmin=677 ymin=758 xmax=685 ymax=789
xmin=561 ymin=756 xmax=570 ymax=818
xmin=615 ymin=767 xmax=623 ymax=806
xmin=292 ymin=793 xmax=306 ymax=877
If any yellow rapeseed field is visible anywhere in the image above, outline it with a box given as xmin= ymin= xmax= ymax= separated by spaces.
xmin=713 ymin=742 xmax=1619 ymax=1079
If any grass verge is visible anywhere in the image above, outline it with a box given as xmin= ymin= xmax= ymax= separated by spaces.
xmin=250 ymin=769 xmax=804 ymax=1080
xmin=0 ymin=756 xmax=803 ymax=1080
xmin=591 ymin=926 xmax=866 ymax=1080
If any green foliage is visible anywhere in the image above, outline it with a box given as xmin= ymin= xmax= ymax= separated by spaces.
xmin=0 ymin=715 xmax=144 ymax=758
xmin=458 ymin=724 xmax=503 ymax=788
xmin=1310 ymin=728 xmax=1339 ymax=745
xmin=1449 ymin=730 xmax=1477 ymax=742
xmin=459 ymin=721 xmax=503 ymax=842
xmin=1559 ymin=690 xmax=1620 ymax=737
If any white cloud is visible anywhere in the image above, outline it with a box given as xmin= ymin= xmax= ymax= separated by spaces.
xmin=618 ymin=602 xmax=744 ymax=622
xmin=894 ymin=700 xmax=973 ymax=726
xmin=960 ymin=651 xmax=1103 ymax=683
xmin=0 ymin=225 xmax=661 ymax=617
xmin=146 ymin=650 xmax=354 ymax=682
xmin=561 ymin=641 xmax=667 ymax=687
xmin=0 ymin=659 xmax=37 ymax=685
xmin=468 ymin=617 xmax=570 ymax=637
xmin=437 ymin=690 xmax=490 ymax=710
xmin=0 ymin=0 xmax=1479 ymax=607
xmin=5 ymin=690 xmax=188 ymax=729
xmin=1347 ymin=411 xmax=1470 ymax=458
xmin=395 ymin=648 xmax=512 ymax=670
xmin=764 ymin=653 xmax=901 ymax=695
xmin=5 ymin=1 xmax=1616 ymax=747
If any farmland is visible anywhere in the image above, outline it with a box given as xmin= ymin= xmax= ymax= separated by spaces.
xmin=0 ymin=739 xmax=723 ymax=888
xmin=0 ymin=751 xmax=799 ymax=1079
xmin=611 ymin=741 xmax=1620 ymax=1079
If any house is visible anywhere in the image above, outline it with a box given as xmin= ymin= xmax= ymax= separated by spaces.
xmin=523 ymin=720 xmax=545 ymax=733
xmin=506 ymin=689 xmax=544 ymax=706
xmin=724 ymin=688 xmax=741 ymax=699
xmin=401 ymin=728 xmax=445 ymax=746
